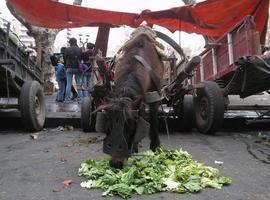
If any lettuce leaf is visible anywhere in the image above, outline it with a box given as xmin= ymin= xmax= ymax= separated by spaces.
xmin=79 ymin=148 xmax=231 ymax=199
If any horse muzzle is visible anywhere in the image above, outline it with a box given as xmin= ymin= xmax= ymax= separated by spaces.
xmin=102 ymin=111 xmax=130 ymax=157
xmin=96 ymin=111 xmax=150 ymax=157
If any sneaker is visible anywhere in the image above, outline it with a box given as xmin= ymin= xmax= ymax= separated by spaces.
xmin=64 ymin=100 xmax=73 ymax=104
xmin=71 ymin=93 xmax=78 ymax=100
xmin=55 ymin=99 xmax=64 ymax=103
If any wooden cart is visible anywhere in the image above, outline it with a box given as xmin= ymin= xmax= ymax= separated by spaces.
xmin=192 ymin=16 xmax=270 ymax=134
xmin=0 ymin=22 xmax=45 ymax=131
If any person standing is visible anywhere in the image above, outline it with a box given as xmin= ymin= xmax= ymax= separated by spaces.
xmin=81 ymin=42 xmax=95 ymax=97
xmin=64 ymin=38 xmax=82 ymax=102
xmin=55 ymin=56 xmax=66 ymax=102
xmin=60 ymin=47 xmax=78 ymax=100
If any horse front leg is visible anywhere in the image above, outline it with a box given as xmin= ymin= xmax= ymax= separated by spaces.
xmin=149 ymin=102 xmax=160 ymax=151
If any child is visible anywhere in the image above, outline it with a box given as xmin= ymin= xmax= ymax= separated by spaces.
xmin=55 ymin=56 xmax=66 ymax=102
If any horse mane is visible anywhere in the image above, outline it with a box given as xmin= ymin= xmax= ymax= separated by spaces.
xmin=122 ymin=32 xmax=164 ymax=52
xmin=114 ymin=65 xmax=144 ymax=98
xmin=122 ymin=33 xmax=152 ymax=52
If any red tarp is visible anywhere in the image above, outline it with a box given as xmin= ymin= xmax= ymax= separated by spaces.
xmin=8 ymin=0 xmax=269 ymax=42
xmin=8 ymin=0 xmax=138 ymax=28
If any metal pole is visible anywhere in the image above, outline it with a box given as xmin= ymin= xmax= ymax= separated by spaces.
xmin=94 ymin=24 xmax=110 ymax=56
xmin=227 ymin=33 xmax=234 ymax=65
xmin=4 ymin=22 xmax=11 ymax=58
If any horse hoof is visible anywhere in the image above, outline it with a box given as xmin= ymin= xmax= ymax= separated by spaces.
xmin=109 ymin=159 xmax=124 ymax=169
xmin=132 ymin=144 xmax=139 ymax=153
xmin=132 ymin=148 xmax=138 ymax=153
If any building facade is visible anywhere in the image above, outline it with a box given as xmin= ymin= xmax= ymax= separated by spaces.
xmin=0 ymin=12 xmax=35 ymax=47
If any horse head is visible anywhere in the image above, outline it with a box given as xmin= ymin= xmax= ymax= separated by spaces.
xmin=98 ymin=96 xmax=143 ymax=168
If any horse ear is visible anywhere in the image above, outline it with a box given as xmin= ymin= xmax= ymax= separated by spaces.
xmin=104 ymin=96 xmax=113 ymax=102
xmin=132 ymin=96 xmax=143 ymax=108
xmin=93 ymin=103 xmax=113 ymax=113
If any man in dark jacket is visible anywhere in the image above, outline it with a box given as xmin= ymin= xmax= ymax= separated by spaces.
xmin=64 ymin=38 xmax=82 ymax=102
xmin=60 ymin=47 xmax=78 ymax=100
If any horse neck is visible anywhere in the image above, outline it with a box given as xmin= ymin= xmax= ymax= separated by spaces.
xmin=114 ymin=65 xmax=144 ymax=101
xmin=114 ymin=39 xmax=159 ymax=103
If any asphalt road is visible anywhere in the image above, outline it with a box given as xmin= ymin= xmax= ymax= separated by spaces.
xmin=0 ymin=128 xmax=269 ymax=200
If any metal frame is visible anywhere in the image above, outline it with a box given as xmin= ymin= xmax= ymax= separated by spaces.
xmin=194 ymin=16 xmax=270 ymax=98
xmin=0 ymin=22 xmax=43 ymax=107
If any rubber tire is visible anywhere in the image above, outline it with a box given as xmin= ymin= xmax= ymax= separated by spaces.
xmin=81 ymin=97 xmax=95 ymax=132
xmin=19 ymin=81 xmax=45 ymax=132
xmin=95 ymin=112 xmax=106 ymax=133
xmin=179 ymin=94 xmax=194 ymax=132
xmin=194 ymin=81 xmax=224 ymax=134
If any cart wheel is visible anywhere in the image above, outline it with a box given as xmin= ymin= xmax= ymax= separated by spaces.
xmin=19 ymin=81 xmax=45 ymax=132
xmin=194 ymin=81 xmax=224 ymax=134
xmin=81 ymin=97 xmax=95 ymax=132
xmin=179 ymin=94 xmax=194 ymax=132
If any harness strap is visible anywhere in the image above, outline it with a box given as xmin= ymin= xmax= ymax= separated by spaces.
xmin=134 ymin=55 xmax=161 ymax=92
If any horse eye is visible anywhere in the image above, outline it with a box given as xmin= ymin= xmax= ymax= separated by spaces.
xmin=107 ymin=143 xmax=112 ymax=148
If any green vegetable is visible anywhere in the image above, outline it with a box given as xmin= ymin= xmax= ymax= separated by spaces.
xmin=79 ymin=148 xmax=231 ymax=199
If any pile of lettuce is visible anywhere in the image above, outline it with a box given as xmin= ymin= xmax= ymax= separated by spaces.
xmin=79 ymin=148 xmax=231 ymax=199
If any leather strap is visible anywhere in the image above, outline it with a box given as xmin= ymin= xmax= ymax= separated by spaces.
xmin=134 ymin=55 xmax=161 ymax=92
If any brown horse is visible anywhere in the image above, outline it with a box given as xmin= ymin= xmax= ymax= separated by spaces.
xmin=101 ymin=28 xmax=164 ymax=168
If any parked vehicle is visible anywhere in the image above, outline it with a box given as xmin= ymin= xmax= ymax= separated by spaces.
xmin=0 ymin=22 xmax=45 ymax=131
xmin=192 ymin=16 xmax=270 ymax=134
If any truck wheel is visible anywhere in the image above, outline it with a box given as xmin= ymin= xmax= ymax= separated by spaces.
xmin=194 ymin=81 xmax=224 ymax=134
xmin=179 ymin=94 xmax=194 ymax=132
xmin=95 ymin=112 xmax=107 ymax=133
xmin=19 ymin=81 xmax=45 ymax=132
xmin=81 ymin=97 xmax=95 ymax=132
